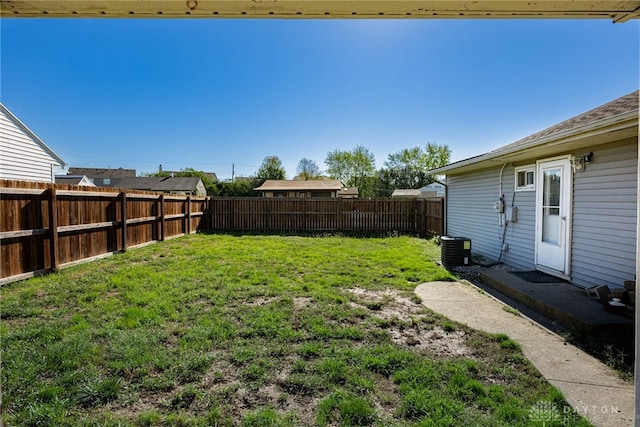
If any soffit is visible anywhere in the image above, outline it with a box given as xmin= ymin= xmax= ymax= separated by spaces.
xmin=2 ymin=1 xmax=639 ymax=22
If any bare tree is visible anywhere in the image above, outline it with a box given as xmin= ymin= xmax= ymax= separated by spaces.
xmin=295 ymin=158 xmax=321 ymax=180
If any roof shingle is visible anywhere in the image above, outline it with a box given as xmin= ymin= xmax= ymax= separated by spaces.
xmin=495 ymin=90 xmax=638 ymax=153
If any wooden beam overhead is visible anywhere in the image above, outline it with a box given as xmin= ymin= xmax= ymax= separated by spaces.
xmin=2 ymin=1 xmax=639 ymax=21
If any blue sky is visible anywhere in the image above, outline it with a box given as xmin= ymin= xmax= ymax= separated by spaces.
xmin=2 ymin=18 xmax=638 ymax=180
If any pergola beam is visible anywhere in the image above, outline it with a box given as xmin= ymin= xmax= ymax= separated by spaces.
xmin=2 ymin=1 xmax=640 ymax=21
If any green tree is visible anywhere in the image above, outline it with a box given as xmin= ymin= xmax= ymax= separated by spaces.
xmin=424 ymin=143 xmax=452 ymax=172
xmin=216 ymin=178 xmax=262 ymax=197
xmin=324 ymin=146 xmax=375 ymax=189
xmin=377 ymin=143 xmax=451 ymax=195
xmin=295 ymin=158 xmax=321 ymax=180
xmin=256 ymin=156 xmax=286 ymax=180
xmin=382 ymin=147 xmax=429 ymax=189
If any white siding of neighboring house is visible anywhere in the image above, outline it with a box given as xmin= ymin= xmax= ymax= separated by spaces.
xmin=446 ymin=164 xmax=536 ymax=271
xmin=571 ymin=138 xmax=637 ymax=289
xmin=423 ymin=183 xmax=446 ymax=197
xmin=0 ymin=106 xmax=64 ymax=183
xmin=195 ymin=180 xmax=206 ymax=196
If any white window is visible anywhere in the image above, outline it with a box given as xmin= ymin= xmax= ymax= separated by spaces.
xmin=515 ymin=166 xmax=535 ymax=191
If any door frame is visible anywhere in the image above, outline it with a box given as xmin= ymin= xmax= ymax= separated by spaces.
xmin=534 ymin=155 xmax=573 ymax=279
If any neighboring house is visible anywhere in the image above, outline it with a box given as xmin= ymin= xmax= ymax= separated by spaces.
xmin=0 ymin=103 xmax=66 ymax=183
xmin=67 ymin=167 xmax=136 ymax=186
xmin=254 ymin=179 xmax=345 ymax=198
xmin=421 ymin=183 xmax=446 ymax=198
xmin=392 ymin=185 xmax=444 ymax=199
xmin=430 ymin=91 xmax=638 ymax=290
xmin=337 ymin=187 xmax=359 ymax=199
xmin=101 ymin=176 xmax=206 ymax=196
xmin=55 ymin=175 xmax=96 ymax=187
xmin=391 ymin=189 xmax=423 ymax=199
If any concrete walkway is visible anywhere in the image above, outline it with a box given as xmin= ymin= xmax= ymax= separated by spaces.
xmin=415 ymin=280 xmax=634 ymax=427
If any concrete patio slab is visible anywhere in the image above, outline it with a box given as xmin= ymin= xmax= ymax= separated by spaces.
xmin=415 ymin=280 xmax=634 ymax=427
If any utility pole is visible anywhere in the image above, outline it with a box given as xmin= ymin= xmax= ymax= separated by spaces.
xmin=231 ymin=163 xmax=235 ymax=181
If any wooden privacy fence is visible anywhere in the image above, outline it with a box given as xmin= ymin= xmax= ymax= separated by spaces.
xmin=210 ymin=197 xmax=444 ymax=236
xmin=0 ymin=180 xmax=208 ymax=285
xmin=1 ymin=180 xmax=444 ymax=285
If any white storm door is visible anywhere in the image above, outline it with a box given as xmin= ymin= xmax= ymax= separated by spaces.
xmin=535 ymin=158 xmax=572 ymax=276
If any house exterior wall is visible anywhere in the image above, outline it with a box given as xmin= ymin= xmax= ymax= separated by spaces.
xmin=571 ymin=138 xmax=637 ymax=289
xmin=446 ymin=138 xmax=637 ymax=289
xmin=0 ymin=107 xmax=63 ymax=183
xmin=446 ymin=165 xmax=536 ymax=271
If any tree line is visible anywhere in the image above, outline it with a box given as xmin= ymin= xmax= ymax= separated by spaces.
xmin=145 ymin=143 xmax=451 ymax=197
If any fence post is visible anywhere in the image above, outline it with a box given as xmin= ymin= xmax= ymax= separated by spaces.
xmin=422 ymin=199 xmax=427 ymax=236
xmin=186 ymin=195 xmax=192 ymax=235
xmin=159 ymin=194 xmax=165 ymax=241
xmin=302 ymin=198 xmax=306 ymax=232
xmin=415 ymin=199 xmax=427 ymax=236
xmin=121 ymin=192 xmax=128 ymax=252
xmin=230 ymin=199 xmax=239 ymax=231
xmin=48 ymin=188 xmax=59 ymax=272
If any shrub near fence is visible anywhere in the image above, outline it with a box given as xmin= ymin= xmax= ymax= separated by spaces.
xmin=0 ymin=180 xmax=208 ymax=285
xmin=209 ymin=197 xmax=444 ymax=236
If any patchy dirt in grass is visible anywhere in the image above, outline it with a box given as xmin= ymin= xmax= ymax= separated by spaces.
xmin=346 ymin=287 xmax=472 ymax=357
xmin=96 ymin=289 xmax=475 ymax=424
xmin=245 ymin=296 xmax=277 ymax=307
xmin=293 ymin=296 xmax=313 ymax=311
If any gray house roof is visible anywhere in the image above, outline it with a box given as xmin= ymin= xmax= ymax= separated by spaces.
xmin=68 ymin=167 xmax=136 ymax=178
xmin=55 ymin=175 xmax=96 ymax=186
xmin=105 ymin=176 xmax=204 ymax=193
xmin=391 ymin=189 xmax=422 ymax=198
xmin=431 ymin=90 xmax=639 ymax=175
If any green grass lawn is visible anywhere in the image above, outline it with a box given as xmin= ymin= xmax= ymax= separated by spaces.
xmin=1 ymin=234 xmax=590 ymax=426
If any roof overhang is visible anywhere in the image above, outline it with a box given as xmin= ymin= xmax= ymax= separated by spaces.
xmin=2 ymin=1 xmax=640 ymax=21
xmin=430 ymin=110 xmax=639 ymax=175
xmin=255 ymin=179 xmax=344 ymax=191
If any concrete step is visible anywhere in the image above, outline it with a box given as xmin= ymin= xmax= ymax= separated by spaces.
xmin=479 ymin=270 xmax=633 ymax=332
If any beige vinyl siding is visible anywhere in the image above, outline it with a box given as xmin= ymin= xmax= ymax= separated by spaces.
xmin=0 ymin=109 xmax=62 ymax=183
xmin=446 ymin=165 xmax=536 ymax=270
xmin=570 ymin=138 xmax=637 ymax=289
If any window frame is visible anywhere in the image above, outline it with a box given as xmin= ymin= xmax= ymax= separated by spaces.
xmin=515 ymin=165 xmax=535 ymax=192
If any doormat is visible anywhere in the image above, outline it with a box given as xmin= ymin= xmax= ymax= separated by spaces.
xmin=511 ymin=271 xmax=566 ymax=283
